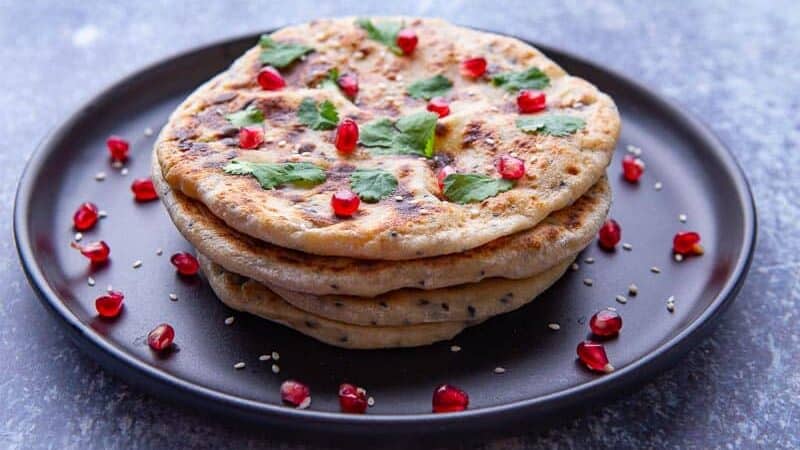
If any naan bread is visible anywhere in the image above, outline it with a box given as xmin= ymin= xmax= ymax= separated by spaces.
xmin=156 ymin=17 xmax=619 ymax=260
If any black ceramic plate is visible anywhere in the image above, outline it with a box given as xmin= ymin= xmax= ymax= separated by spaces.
xmin=14 ymin=31 xmax=755 ymax=436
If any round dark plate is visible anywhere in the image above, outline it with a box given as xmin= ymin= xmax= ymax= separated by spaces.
xmin=14 ymin=31 xmax=755 ymax=436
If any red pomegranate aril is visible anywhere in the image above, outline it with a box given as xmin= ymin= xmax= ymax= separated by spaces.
xmin=337 ymin=73 xmax=359 ymax=98
xmin=621 ymin=155 xmax=645 ymax=182
xmin=147 ymin=323 xmax=175 ymax=351
xmin=598 ymin=219 xmax=621 ymax=250
xmin=338 ymin=383 xmax=368 ymax=414
xmin=396 ymin=28 xmax=418 ymax=55
xmin=673 ymin=231 xmax=704 ymax=255
xmin=432 ymin=384 xmax=469 ymax=413
xmin=335 ymin=119 xmax=359 ymax=154
xmin=331 ymin=190 xmax=360 ymax=217
xmin=427 ymin=97 xmax=450 ymax=118
xmin=590 ymin=309 xmax=623 ymax=337
xmin=170 ymin=252 xmax=199 ymax=276
xmin=106 ymin=135 xmax=130 ymax=161
xmin=577 ymin=341 xmax=615 ymax=373
xmin=257 ymin=66 xmax=286 ymax=90
xmin=131 ymin=178 xmax=158 ymax=202
xmin=95 ymin=291 xmax=124 ymax=318
xmin=437 ymin=165 xmax=456 ymax=190
xmin=517 ymin=90 xmax=547 ymax=113
xmin=281 ymin=380 xmax=311 ymax=408
xmin=238 ymin=126 xmax=264 ymax=149
xmin=73 ymin=202 xmax=99 ymax=231
xmin=71 ymin=240 xmax=110 ymax=263
xmin=461 ymin=57 xmax=487 ymax=78
xmin=496 ymin=155 xmax=526 ymax=180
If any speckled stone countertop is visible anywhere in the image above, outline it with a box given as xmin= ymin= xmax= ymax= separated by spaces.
xmin=2 ymin=1 xmax=798 ymax=448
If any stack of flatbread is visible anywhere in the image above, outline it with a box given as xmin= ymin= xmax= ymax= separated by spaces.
xmin=153 ymin=18 xmax=620 ymax=349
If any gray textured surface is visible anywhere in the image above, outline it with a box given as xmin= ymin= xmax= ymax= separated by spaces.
xmin=2 ymin=1 xmax=798 ymax=448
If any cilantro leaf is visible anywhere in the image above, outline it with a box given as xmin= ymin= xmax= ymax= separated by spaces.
xmin=359 ymin=112 xmax=438 ymax=157
xmin=356 ymin=18 xmax=402 ymax=55
xmin=350 ymin=169 xmax=398 ymax=203
xmin=319 ymin=68 xmax=340 ymax=90
xmin=490 ymin=67 xmax=550 ymax=92
xmin=223 ymin=160 xmax=326 ymax=189
xmin=516 ymin=115 xmax=586 ymax=136
xmin=298 ymin=98 xmax=339 ymax=130
xmin=407 ymin=75 xmax=453 ymax=100
xmin=443 ymin=174 xmax=514 ymax=204
xmin=259 ymin=34 xmax=314 ymax=68
xmin=224 ymin=106 xmax=264 ymax=128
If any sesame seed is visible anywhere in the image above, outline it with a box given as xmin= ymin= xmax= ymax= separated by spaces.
xmin=628 ymin=284 xmax=639 ymax=296
xmin=121 ymin=168 xmax=129 ymax=176
xmin=156 ymin=248 xmax=163 ymax=255
xmin=651 ymin=266 xmax=661 ymax=274
xmin=607 ymin=306 xmax=617 ymax=311
xmin=169 ymin=293 xmax=178 ymax=301
xmin=493 ymin=367 xmax=506 ymax=374
xmin=571 ymin=263 xmax=580 ymax=271
xmin=450 ymin=345 xmax=461 ymax=352
xmin=297 ymin=397 xmax=311 ymax=410
xmin=271 ymin=351 xmax=280 ymax=361
xmin=394 ymin=195 xmax=404 ymax=202
xmin=615 ymin=295 xmax=628 ymax=304
xmin=666 ymin=296 xmax=676 ymax=312
xmin=583 ymin=278 xmax=594 ymax=286
xmin=396 ymin=74 xmax=403 ymax=81
xmin=132 ymin=260 xmax=142 ymax=269
xmin=622 ymin=243 xmax=633 ymax=251
xmin=144 ymin=127 xmax=154 ymax=136
xmin=74 ymin=232 xmax=83 ymax=242
xmin=111 ymin=161 xmax=123 ymax=169
xmin=547 ymin=323 xmax=561 ymax=331
xmin=224 ymin=316 xmax=235 ymax=325
xmin=626 ymin=144 xmax=642 ymax=156
xmin=679 ymin=214 xmax=687 ymax=223
xmin=654 ymin=181 xmax=663 ymax=191
xmin=259 ymin=354 xmax=271 ymax=361
xmin=98 ymin=210 xmax=108 ymax=218
xmin=278 ymin=140 xmax=287 ymax=147
xmin=95 ymin=172 xmax=106 ymax=181
xmin=106 ymin=285 xmax=113 ymax=292
xmin=584 ymin=257 xmax=594 ymax=264
xmin=367 ymin=396 xmax=375 ymax=406
xmin=271 ymin=364 xmax=280 ymax=373
xmin=234 ymin=362 xmax=246 ymax=370
xmin=87 ymin=277 xmax=95 ymax=286
xmin=674 ymin=253 xmax=684 ymax=262
xmin=485 ymin=138 xmax=495 ymax=145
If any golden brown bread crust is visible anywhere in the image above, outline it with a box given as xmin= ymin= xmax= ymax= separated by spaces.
xmin=156 ymin=17 xmax=619 ymax=259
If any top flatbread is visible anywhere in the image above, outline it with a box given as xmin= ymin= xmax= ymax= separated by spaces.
xmin=156 ymin=17 xmax=619 ymax=259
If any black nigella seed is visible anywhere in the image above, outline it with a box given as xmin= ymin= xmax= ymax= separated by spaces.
xmin=467 ymin=306 xmax=476 ymax=317
xmin=441 ymin=303 xmax=450 ymax=311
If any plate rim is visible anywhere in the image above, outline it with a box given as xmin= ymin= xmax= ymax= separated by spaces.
xmin=13 ymin=28 xmax=757 ymax=433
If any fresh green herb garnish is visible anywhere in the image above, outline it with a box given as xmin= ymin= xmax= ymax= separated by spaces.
xmin=355 ymin=18 xmax=402 ymax=55
xmin=516 ymin=115 xmax=586 ymax=136
xmin=297 ymin=98 xmax=339 ymax=130
xmin=358 ymin=112 xmax=438 ymax=157
xmin=223 ymin=160 xmax=326 ymax=189
xmin=319 ymin=68 xmax=340 ymax=90
xmin=407 ymin=75 xmax=453 ymax=100
xmin=443 ymin=174 xmax=513 ymax=204
xmin=259 ymin=34 xmax=314 ymax=68
xmin=349 ymin=169 xmax=398 ymax=203
xmin=490 ymin=67 xmax=550 ymax=92
xmin=224 ymin=106 xmax=264 ymax=128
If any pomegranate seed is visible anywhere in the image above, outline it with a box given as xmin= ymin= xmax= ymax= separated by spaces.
xmin=73 ymin=202 xmax=99 ymax=231
xmin=496 ymin=155 xmax=526 ymax=180
xmin=460 ymin=57 xmax=487 ymax=78
xmin=331 ymin=190 xmax=360 ymax=217
xmin=280 ymin=380 xmax=311 ymax=408
xmin=426 ymin=97 xmax=450 ymax=118
xmin=432 ymin=384 xmax=469 ymax=413
xmin=238 ymin=126 xmax=264 ymax=149
xmin=517 ymin=90 xmax=547 ymax=113
xmin=337 ymin=73 xmax=359 ymax=98
xmin=673 ymin=231 xmax=704 ymax=255
xmin=621 ymin=155 xmax=645 ymax=182
xmin=131 ymin=178 xmax=158 ymax=202
xmin=338 ymin=383 xmax=368 ymax=414
xmin=95 ymin=291 xmax=124 ymax=318
xmin=257 ymin=66 xmax=286 ymax=90
xmin=396 ymin=29 xmax=418 ymax=55
xmin=598 ymin=219 xmax=621 ymax=250
xmin=71 ymin=240 xmax=110 ymax=263
xmin=577 ymin=341 xmax=614 ymax=373
xmin=590 ymin=309 xmax=623 ymax=337
xmin=170 ymin=252 xmax=199 ymax=276
xmin=147 ymin=323 xmax=175 ymax=351
xmin=437 ymin=166 xmax=456 ymax=190
xmin=335 ymin=119 xmax=359 ymax=154
xmin=106 ymin=135 xmax=129 ymax=161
